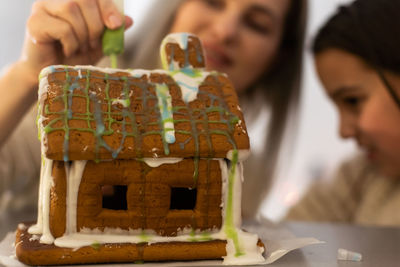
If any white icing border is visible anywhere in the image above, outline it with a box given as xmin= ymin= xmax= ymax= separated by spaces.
xmin=143 ymin=157 xmax=183 ymax=168
xmin=28 ymin=157 xmax=54 ymax=244
xmin=65 ymin=161 xmax=87 ymax=235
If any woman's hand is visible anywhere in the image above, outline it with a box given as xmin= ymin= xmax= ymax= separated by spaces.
xmin=20 ymin=0 xmax=133 ymax=81
xmin=0 ymin=0 xmax=133 ymax=146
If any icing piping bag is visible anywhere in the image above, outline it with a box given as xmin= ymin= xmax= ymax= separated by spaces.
xmin=102 ymin=0 xmax=124 ymax=68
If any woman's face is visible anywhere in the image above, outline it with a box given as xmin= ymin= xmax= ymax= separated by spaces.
xmin=170 ymin=0 xmax=290 ymax=93
xmin=316 ymin=48 xmax=400 ymax=177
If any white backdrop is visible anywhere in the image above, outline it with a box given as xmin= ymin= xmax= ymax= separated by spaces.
xmin=0 ymin=0 xmax=356 ymax=221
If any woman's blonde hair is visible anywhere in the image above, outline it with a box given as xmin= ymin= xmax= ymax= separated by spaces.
xmin=119 ymin=0 xmax=308 ymax=219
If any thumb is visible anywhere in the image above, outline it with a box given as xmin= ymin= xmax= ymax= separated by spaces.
xmin=97 ymin=0 xmax=124 ymax=29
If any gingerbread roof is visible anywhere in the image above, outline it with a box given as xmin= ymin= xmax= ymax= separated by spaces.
xmin=38 ymin=34 xmax=249 ymax=161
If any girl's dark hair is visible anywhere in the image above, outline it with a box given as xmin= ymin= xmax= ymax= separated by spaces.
xmin=312 ymin=0 xmax=400 ymax=107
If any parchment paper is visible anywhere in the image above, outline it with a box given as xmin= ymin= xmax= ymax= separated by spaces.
xmin=0 ymin=219 xmax=323 ymax=266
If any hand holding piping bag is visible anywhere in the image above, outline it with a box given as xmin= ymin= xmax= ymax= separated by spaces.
xmin=20 ymin=0 xmax=132 ymax=83
xmin=102 ymin=0 xmax=125 ymax=68
xmin=0 ymin=0 xmax=132 ymax=150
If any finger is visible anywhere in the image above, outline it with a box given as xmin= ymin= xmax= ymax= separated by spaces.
xmin=97 ymin=0 xmax=124 ymax=29
xmin=40 ymin=0 xmax=89 ymax=52
xmin=77 ymin=14 xmax=134 ymax=51
xmin=27 ymin=10 xmax=80 ymax=57
xmin=73 ymin=0 xmax=105 ymax=49
xmin=124 ymin=15 xmax=133 ymax=29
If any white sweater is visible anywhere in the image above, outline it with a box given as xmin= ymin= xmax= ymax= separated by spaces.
xmin=286 ymin=155 xmax=400 ymax=227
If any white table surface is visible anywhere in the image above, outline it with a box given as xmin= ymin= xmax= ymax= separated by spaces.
xmin=277 ymin=221 xmax=400 ymax=267
xmin=1 ymin=213 xmax=400 ymax=267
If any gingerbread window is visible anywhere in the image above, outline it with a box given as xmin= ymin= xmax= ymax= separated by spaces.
xmin=170 ymin=187 xmax=197 ymax=210
xmin=102 ymin=185 xmax=128 ymax=210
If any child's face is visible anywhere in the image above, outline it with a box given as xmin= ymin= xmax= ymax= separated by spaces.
xmin=170 ymin=0 xmax=290 ymax=93
xmin=315 ymin=48 xmax=400 ymax=177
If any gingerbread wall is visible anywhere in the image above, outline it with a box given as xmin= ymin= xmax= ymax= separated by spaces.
xmin=49 ymin=159 xmax=223 ymax=238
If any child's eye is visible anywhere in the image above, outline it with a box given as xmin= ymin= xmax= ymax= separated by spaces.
xmin=341 ymin=96 xmax=365 ymax=112
xmin=344 ymin=97 xmax=360 ymax=106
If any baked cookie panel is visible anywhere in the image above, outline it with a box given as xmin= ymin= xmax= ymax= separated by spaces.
xmin=41 ymin=67 xmax=249 ymax=161
xmin=49 ymin=159 xmax=223 ymax=237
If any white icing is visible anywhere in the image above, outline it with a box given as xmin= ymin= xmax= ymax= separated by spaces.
xmin=28 ymin=159 xmax=45 ymax=235
xmin=171 ymin=71 xmax=209 ymax=103
xmin=54 ymin=231 xmax=226 ymax=249
xmin=160 ymin=33 xmax=191 ymax=71
xmin=155 ymin=83 xmax=175 ymax=143
xmin=142 ymin=157 xmax=183 ymax=168
xmin=219 ymin=159 xmax=229 ymax=220
xmin=31 ymin=76 xmax=53 ymax=237
xmin=29 ymin=235 xmax=40 ymax=242
xmin=223 ymin=230 xmax=265 ymax=265
xmin=29 ymin=159 xmax=87 ymax=243
xmin=18 ymin=223 xmax=27 ymax=230
xmin=38 ymin=68 xmax=52 ymax=98
xmin=65 ymin=161 xmax=87 ymax=235
xmin=28 ymin=157 xmax=54 ymax=244
xmin=226 ymin=149 xmax=250 ymax=162
xmin=234 ymin=162 xmax=243 ymax=228
xmin=130 ymin=69 xmax=167 ymax=78
xmin=112 ymin=98 xmax=130 ymax=107
xmin=164 ymin=32 xmax=192 ymax=51
xmin=159 ymin=32 xmax=210 ymax=103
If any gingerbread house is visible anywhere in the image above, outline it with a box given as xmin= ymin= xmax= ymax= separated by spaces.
xmin=15 ymin=33 xmax=265 ymax=265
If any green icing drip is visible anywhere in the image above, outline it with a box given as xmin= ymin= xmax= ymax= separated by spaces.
xmin=85 ymin=70 xmax=92 ymax=129
xmin=62 ymin=69 xmax=71 ymax=161
xmin=110 ymin=54 xmax=118 ymax=69
xmin=139 ymin=230 xmax=150 ymax=243
xmin=91 ymin=242 xmax=101 ymax=250
xmin=188 ymin=230 xmax=213 ymax=242
xmin=224 ymin=149 xmax=244 ymax=257
xmin=200 ymin=231 xmax=213 ymax=241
